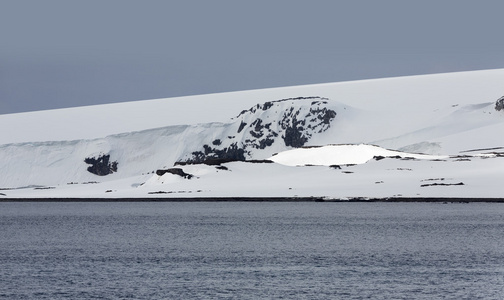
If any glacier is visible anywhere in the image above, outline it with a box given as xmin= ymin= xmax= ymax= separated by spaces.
xmin=0 ymin=69 xmax=503 ymax=200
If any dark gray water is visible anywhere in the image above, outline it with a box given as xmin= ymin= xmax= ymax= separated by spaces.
xmin=1 ymin=202 xmax=504 ymax=299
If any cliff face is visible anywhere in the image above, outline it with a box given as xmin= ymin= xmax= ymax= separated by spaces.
xmin=180 ymin=97 xmax=338 ymax=164
xmin=0 ymin=97 xmax=342 ymax=187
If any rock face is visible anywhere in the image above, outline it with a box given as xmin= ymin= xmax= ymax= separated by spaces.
xmin=180 ymin=97 xmax=337 ymax=164
xmin=84 ymin=154 xmax=118 ymax=176
xmin=189 ymin=143 xmax=246 ymax=164
xmin=496 ymin=96 xmax=504 ymax=111
xmin=156 ymin=168 xmax=193 ymax=179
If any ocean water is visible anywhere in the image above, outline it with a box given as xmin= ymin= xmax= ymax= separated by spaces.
xmin=0 ymin=202 xmax=503 ymax=299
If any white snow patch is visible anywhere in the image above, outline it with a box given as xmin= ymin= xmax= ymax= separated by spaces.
xmin=269 ymin=144 xmax=446 ymax=166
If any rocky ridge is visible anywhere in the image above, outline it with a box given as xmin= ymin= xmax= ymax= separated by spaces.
xmin=180 ymin=97 xmax=337 ymax=164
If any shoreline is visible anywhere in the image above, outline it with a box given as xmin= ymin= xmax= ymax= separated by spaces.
xmin=1 ymin=197 xmax=504 ymax=202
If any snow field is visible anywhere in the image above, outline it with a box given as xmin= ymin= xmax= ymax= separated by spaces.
xmin=1 ymin=69 xmax=503 ymax=199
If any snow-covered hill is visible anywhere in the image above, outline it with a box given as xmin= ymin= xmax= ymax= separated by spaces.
xmin=1 ymin=69 xmax=503 ymax=199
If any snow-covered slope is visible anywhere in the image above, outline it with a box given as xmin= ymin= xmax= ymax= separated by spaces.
xmin=1 ymin=69 xmax=503 ymax=199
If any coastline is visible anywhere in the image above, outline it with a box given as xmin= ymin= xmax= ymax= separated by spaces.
xmin=1 ymin=197 xmax=504 ymax=202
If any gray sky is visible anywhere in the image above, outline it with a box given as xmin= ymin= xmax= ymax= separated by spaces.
xmin=1 ymin=0 xmax=504 ymax=114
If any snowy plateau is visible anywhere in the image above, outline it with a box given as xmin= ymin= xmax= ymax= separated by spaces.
xmin=1 ymin=69 xmax=504 ymax=200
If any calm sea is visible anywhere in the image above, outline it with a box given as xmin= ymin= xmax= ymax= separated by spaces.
xmin=1 ymin=202 xmax=503 ymax=299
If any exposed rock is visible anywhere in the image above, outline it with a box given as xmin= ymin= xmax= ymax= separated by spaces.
xmin=279 ymin=102 xmax=336 ymax=147
xmin=148 ymin=191 xmax=172 ymax=194
xmin=84 ymin=154 xmax=118 ymax=176
xmin=262 ymin=101 xmax=274 ymax=110
xmin=156 ymin=168 xmax=194 ymax=179
xmin=421 ymin=182 xmax=465 ymax=187
xmin=237 ymin=121 xmax=247 ymax=133
xmin=177 ymin=158 xmax=274 ymax=167
xmin=183 ymin=143 xmax=246 ymax=164
xmin=283 ymin=126 xmax=308 ymax=148
xmin=421 ymin=178 xmax=446 ymax=182
xmin=209 ymin=143 xmax=245 ymax=160
xmin=245 ymin=159 xmax=274 ymax=163
xmin=496 ymin=96 xmax=504 ymax=111
xmin=175 ymin=158 xmax=236 ymax=166
xmin=181 ymin=96 xmax=337 ymax=163
xmin=235 ymin=96 xmax=329 ymax=117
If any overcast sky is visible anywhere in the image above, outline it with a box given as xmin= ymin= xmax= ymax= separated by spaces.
xmin=1 ymin=0 xmax=504 ymax=114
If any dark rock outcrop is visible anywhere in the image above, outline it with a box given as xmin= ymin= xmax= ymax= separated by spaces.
xmin=283 ymin=126 xmax=308 ymax=148
xmin=245 ymin=117 xmax=278 ymax=149
xmin=278 ymin=101 xmax=336 ymax=147
xmin=245 ymin=159 xmax=274 ymax=163
xmin=237 ymin=121 xmax=247 ymax=133
xmin=420 ymin=182 xmax=465 ymax=187
xmin=156 ymin=168 xmax=194 ymax=179
xmin=84 ymin=154 xmax=118 ymax=176
xmin=184 ymin=143 xmax=246 ymax=164
xmin=495 ymin=96 xmax=504 ymax=111
xmin=180 ymin=96 xmax=337 ymax=164
xmin=175 ymin=158 xmax=273 ymax=166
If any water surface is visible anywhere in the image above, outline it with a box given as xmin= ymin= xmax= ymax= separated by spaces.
xmin=1 ymin=202 xmax=503 ymax=299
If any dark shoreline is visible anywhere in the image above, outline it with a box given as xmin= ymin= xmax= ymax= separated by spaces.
xmin=1 ymin=197 xmax=504 ymax=202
